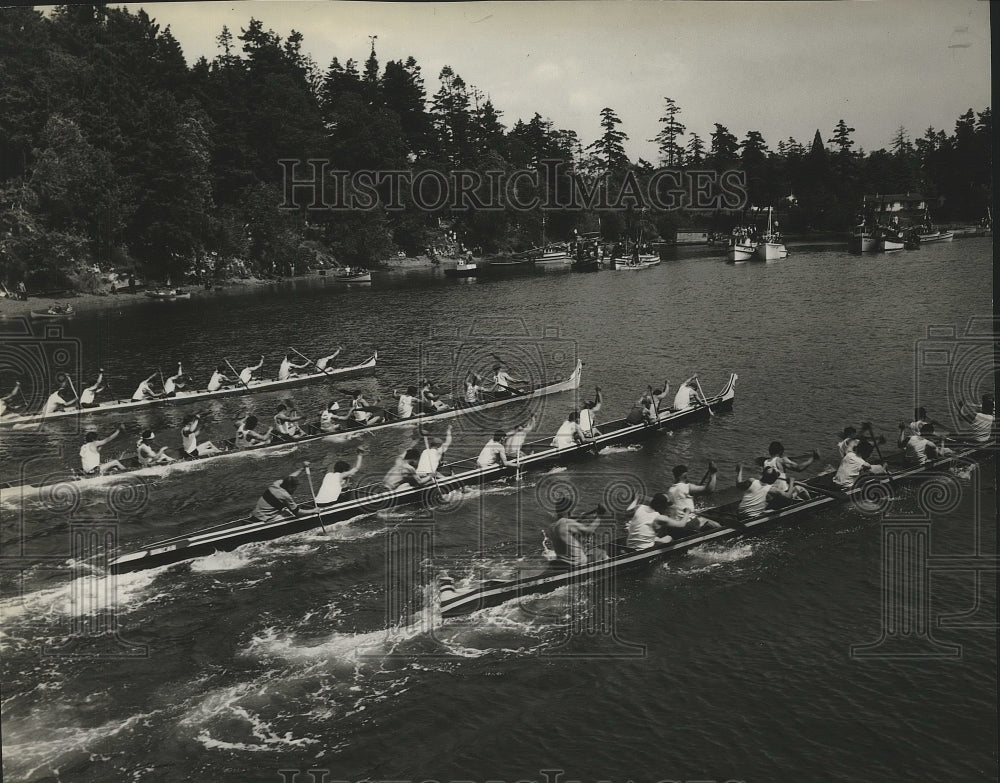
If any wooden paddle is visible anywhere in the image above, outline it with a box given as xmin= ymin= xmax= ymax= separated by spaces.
xmin=302 ymin=460 xmax=328 ymax=534
xmin=224 ymin=358 xmax=251 ymax=392
xmin=62 ymin=372 xmax=78 ymax=406
xmin=861 ymin=421 xmax=897 ymax=491
xmin=291 ymin=347 xmax=335 ymax=379
xmin=694 ymin=376 xmax=714 ymax=417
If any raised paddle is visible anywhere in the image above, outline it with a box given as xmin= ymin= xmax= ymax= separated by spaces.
xmin=62 ymin=372 xmax=79 ymax=405
xmin=302 ymin=460 xmax=328 ymax=534
xmin=860 ymin=421 xmax=897 ymax=491
xmin=694 ymin=376 xmax=714 ymax=417
xmin=224 ymin=358 xmax=251 ymax=392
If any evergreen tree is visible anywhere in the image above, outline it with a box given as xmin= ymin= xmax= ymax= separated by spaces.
xmin=686 ymin=132 xmax=705 ymax=163
xmin=652 ymin=97 xmax=685 ymax=167
xmin=828 ymin=119 xmax=855 ymax=155
xmin=586 ymin=107 xmax=629 ymax=171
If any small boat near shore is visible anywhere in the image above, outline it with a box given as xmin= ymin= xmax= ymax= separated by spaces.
xmin=145 ymin=288 xmax=191 ymax=300
xmin=439 ymin=437 xmax=987 ymax=617
xmin=0 ymin=353 xmax=378 ymax=428
xmin=29 ymin=304 xmax=75 ymax=320
xmin=444 ymin=261 xmax=478 ymax=277
xmin=330 ymin=267 xmax=372 ymax=283
xmin=107 ymin=371 xmax=735 ymax=574
xmin=918 ymin=230 xmax=954 ymax=243
xmin=848 ymin=224 xmax=877 ymax=253
xmin=754 ymin=208 xmax=787 ymax=261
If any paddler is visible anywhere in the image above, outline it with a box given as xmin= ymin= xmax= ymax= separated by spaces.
xmin=393 ymin=385 xmax=419 ymax=419
xmin=239 ymin=356 xmax=265 ymax=385
xmin=578 ymin=386 xmax=603 ymax=438
xmin=626 ymin=381 xmax=671 ymax=425
xmin=162 ymin=363 xmax=185 ymax=396
xmin=273 ymin=401 xmax=307 ymax=440
xmin=898 ymin=423 xmax=952 ymax=465
xmin=546 ymin=496 xmax=608 ymax=568
xmin=958 ymin=393 xmax=995 ymax=444
xmin=43 ymin=381 xmax=77 ymax=415
xmin=136 ymin=430 xmax=175 ymax=466
xmin=80 ymin=427 xmax=126 ymax=475
xmin=672 ymin=375 xmax=700 ymax=411
xmin=489 ymin=361 xmax=527 ymax=396
xmin=476 ymin=431 xmax=515 ymax=469
xmin=314 ymin=347 xmax=343 ymax=371
xmin=78 ymin=371 xmax=105 ymax=408
xmin=416 ymin=425 xmax=453 ymax=478
xmin=384 ymin=447 xmax=435 ymax=491
xmin=180 ymin=413 xmax=224 ymax=458
xmin=736 ymin=464 xmax=796 ymax=518
xmin=665 ymin=463 xmax=722 ymax=528
xmin=624 ymin=493 xmax=677 ymax=550
xmin=206 ymin=365 xmax=232 ymax=392
xmin=551 ymin=411 xmax=592 ymax=449
xmin=462 ymin=372 xmax=484 ymax=406
xmin=0 ymin=380 xmax=23 ymax=417
xmin=418 ymin=380 xmax=451 ymax=412
xmin=831 ymin=438 xmax=886 ymax=489
xmin=131 ymin=373 xmax=162 ymax=401
xmin=278 ymin=353 xmax=310 ymax=381
xmin=763 ymin=441 xmax=819 ymax=501
xmin=505 ymin=413 xmax=538 ymax=460
xmin=235 ymin=414 xmax=273 ymax=447
xmin=314 ymin=448 xmax=365 ymax=505
xmin=250 ymin=464 xmax=307 ymax=522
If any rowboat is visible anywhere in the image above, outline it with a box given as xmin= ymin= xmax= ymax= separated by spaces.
xmin=107 ymin=371 xmax=735 ymax=574
xmin=330 ymin=268 xmax=372 ymax=283
xmin=4 ymin=360 xmax=585 ymax=496
xmin=918 ymin=230 xmax=954 ymax=244
xmin=0 ymin=353 xmax=378 ymax=428
xmin=438 ymin=438 xmax=988 ymax=617
xmin=29 ymin=305 xmax=75 ymax=320
xmin=444 ymin=261 xmax=478 ymax=277
xmin=146 ymin=289 xmax=191 ymax=300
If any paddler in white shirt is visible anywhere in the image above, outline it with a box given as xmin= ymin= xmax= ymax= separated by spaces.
xmin=416 ymin=426 xmax=453 ymax=478
xmin=314 ymin=449 xmax=365 ymax=505
xmin=131 ymin=373 xmax=162 ymax=402
xmin=239 ymin=356 xmax=265 ymax=386
xmin=79 ymin=371 xmax=105 ymax=408
xmin=43 ymin=381 xmax=77 ymax=414
xmin=162 ymin=363 xmax=185 ymax=396
xmin=672 ymin=375 xmax=700 ymax=411
xmin=665 ymin=463 xmax=721 ymax=527
xmin=80 ymin=427 xmax=127 ymax=475
xmin=180 ymin=414 xmax=223 ymax=458
xmin=476 ymin=431 xmax=515 ymax=469
xmin=959 ymin=393 xmax=995 ymax=444
xmin=206 ymin=365 xmax=232 ymax=392
xmin=489 ymin=362 xmax=527 ymax=396
xmin=278 ymin=354 xmax=311 ymax=381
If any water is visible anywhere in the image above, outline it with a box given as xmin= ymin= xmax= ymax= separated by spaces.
xmin=1 ymin=238 xmax=995 ymax=782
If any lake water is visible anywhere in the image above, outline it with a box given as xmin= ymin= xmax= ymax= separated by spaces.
xmin=1 ymin=238 xmax=995 ymax=783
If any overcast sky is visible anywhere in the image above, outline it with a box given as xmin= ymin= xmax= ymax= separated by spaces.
xmin=116 ymin=0 xmax=990 ymax=160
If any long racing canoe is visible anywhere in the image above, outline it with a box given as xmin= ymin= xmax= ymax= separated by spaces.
xmin=1 ymin=360 xmax=585 ymax=499
xmin=437 ymin=439 xmax=990 ymax=617
xmin=0 ymin=353 xmax=378 ymax=428
xmin=108 ymin=372 xmax=736 ymax=574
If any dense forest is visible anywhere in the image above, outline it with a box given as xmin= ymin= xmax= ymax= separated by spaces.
xmin=0 ymin=6 xmax=992 ymax=287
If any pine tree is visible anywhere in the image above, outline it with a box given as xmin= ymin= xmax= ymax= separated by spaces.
xmin=651 ymin=97 xmax=685 ymax=167
xmin=586 ymin=107 xmax=629 ymax=171
xmin=686 ymin=132 xmax=705 ymax=163
xmin=828 ymin=119 xmax=855 ymax=155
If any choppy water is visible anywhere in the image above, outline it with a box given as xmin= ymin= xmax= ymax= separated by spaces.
xmin=1 ymin=238 xmax=995 ymax=783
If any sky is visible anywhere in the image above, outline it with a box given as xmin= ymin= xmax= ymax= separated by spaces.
xmin=113 ymin=0 xmax=991 ymax=161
